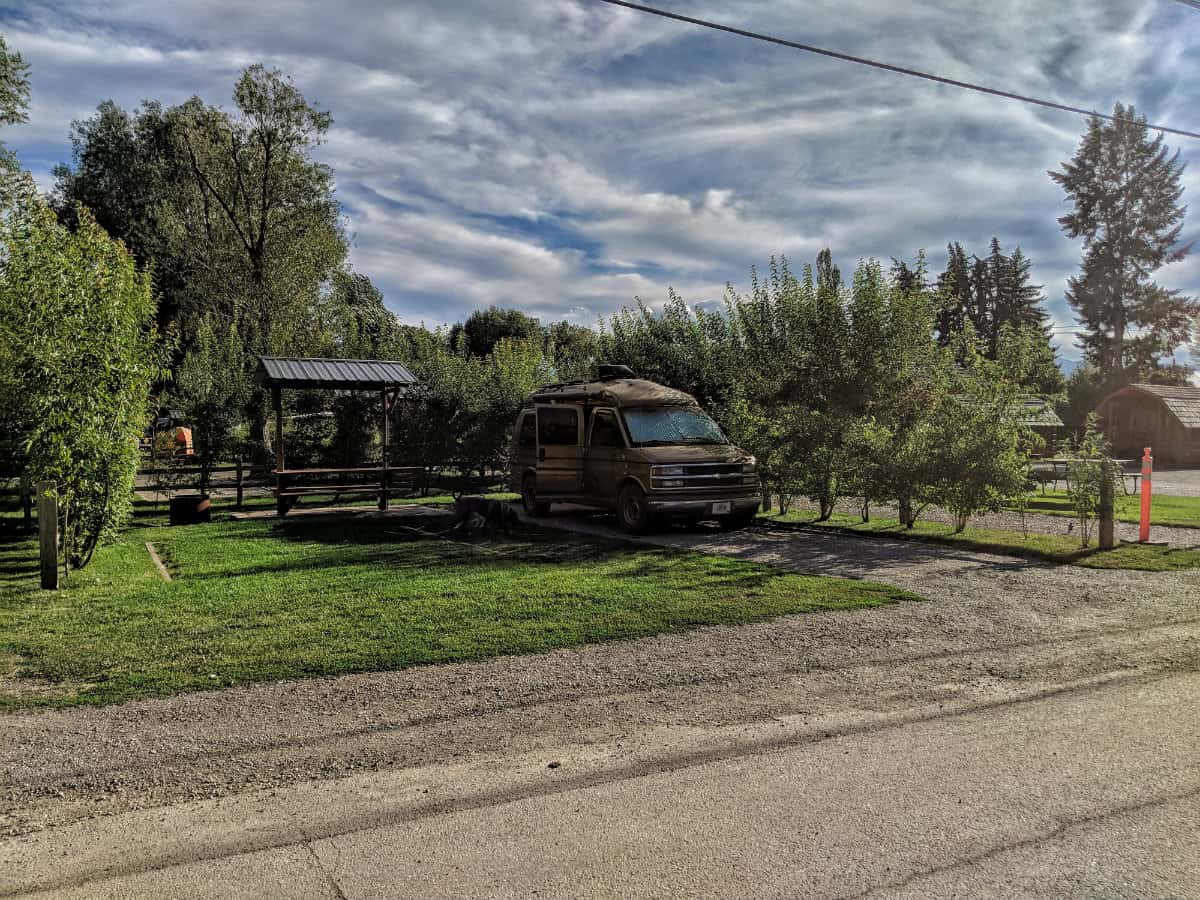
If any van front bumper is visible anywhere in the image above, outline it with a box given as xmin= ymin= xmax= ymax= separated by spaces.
xmin=644 ymin=494 xmax=761 ymax=516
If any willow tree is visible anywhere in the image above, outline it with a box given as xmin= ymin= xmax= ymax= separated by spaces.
xmin=54 ymin=66 xmax=348 ymax=453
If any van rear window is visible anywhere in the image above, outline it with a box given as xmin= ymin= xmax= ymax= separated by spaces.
xmin=537 ymin=407 xmax=578 ymax=445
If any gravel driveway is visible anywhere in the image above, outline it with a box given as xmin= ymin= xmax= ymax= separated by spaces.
xmin=3 ymin=514 xmax=1198 ymax=845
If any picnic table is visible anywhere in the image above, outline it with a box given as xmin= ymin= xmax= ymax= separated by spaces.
xmin=272 ymin=466 xmax=424 ymax=514
xmin=1029 ymin=458 xmax=1141 ymax=495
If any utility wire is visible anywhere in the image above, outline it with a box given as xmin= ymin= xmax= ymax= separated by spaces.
xmin=592 ymin=0 xmax=1200 ymax=140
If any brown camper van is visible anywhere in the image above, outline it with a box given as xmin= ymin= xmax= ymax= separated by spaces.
xmin=509 ymin=366 xmax=760 ymax=532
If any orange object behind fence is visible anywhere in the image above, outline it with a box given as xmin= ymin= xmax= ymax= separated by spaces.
xmin=1139 ymin=447 xmax=1153 ymax=543
xmin=174 ymin=426 xmax=194 ymax=457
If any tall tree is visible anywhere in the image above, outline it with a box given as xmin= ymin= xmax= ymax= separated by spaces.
xmin=1049 ymin=103 xmax=1196 ymax=382
xmin=934 ymin=239 xmax=1061 ymax=393
xmin=0 ymin=33 xmax=29 ymax=199
xmin=55 ymin=66 xmax=349 ymax=452
xmin=449 ymin=306 xmax=542 ymax=358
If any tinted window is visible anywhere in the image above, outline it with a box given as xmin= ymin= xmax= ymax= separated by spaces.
xmin=517 ymin=413 xmax=536 ymax=448
xmin=590 ymin=412 xmax=625 ymax=448
xmin=537 ymin=407 xmax=578 ymax=446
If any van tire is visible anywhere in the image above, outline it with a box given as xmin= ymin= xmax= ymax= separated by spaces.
xmin=618 ymin=484 xmax=654 ymax=534
xmin=522 ymin=476 xmax=551 ymax=517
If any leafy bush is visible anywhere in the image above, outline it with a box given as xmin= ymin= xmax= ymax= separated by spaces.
xmin=0 ymin=194 xmax=161 ymax=568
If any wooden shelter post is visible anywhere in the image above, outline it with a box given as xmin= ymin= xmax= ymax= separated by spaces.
xmin=379 ymin=388 xmax=390 ymax=511
xmin=273 ymin=386 xmax=285 ymax=516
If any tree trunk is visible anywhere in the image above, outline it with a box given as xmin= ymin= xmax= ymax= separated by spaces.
xmin=898 ymin=495 xmax=914 ymax=529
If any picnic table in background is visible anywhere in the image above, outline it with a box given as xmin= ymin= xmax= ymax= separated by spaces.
xmin=1028 ymin=458 xmax=1140 ymax=495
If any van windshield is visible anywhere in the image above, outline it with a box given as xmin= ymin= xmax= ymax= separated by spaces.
xmin=622 ymin=407 xmax=728 ymax=447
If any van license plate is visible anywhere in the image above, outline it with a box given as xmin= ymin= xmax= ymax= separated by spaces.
xmin=711 ymin=501 xmax=731 ymax=515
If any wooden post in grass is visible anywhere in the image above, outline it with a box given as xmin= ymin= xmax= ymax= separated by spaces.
xmin=36 ymin=481 xmax=58 ymax=590
xmin=1098 ymin=462 xmax=1115 ymax=550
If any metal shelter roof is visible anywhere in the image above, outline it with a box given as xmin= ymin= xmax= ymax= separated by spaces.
xmin=258 ymin=356 xmax=417 ymax=391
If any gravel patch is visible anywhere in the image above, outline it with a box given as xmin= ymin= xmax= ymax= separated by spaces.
xmin=3 ymin=517 xmax=1198 ymax=839
xmin=770 ymin=495 xmax=1200 ymax=548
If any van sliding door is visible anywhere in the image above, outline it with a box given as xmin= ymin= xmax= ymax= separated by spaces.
xmin=535 ymin=405 xmax=584 ymax=497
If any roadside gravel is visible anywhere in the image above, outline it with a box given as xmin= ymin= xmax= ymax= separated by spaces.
xmin=3 ymin=518 xmax=1198 ymax=840
xmin=775 ymin=496 xmax=1200 ymax=547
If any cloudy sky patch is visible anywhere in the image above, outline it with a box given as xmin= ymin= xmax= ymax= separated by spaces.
xmin=2 ymin=0 xmax=1198 ymax=362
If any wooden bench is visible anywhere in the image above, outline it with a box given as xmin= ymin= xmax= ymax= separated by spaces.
xmin=272 ymin=467 xmax=422 ymax=515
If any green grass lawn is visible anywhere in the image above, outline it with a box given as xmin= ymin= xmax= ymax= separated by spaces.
xmin=758 ymin=509 xmax=1200 ymax=571
xmin=0 ymin=496 xmax=916 ymax=711
xmin=1010 ymin=489 xmax=1200 ymax=530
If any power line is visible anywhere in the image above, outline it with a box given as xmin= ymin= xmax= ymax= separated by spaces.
xmin=592 ymin=0 xmax=1200 ymax=140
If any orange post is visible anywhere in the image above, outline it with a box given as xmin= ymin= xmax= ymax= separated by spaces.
xmin=1139 ymin=447 xmax=1153 ymax=543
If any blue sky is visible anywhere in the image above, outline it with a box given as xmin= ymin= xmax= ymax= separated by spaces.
xmin=2 ymin=0 xmax=1199 ymax=366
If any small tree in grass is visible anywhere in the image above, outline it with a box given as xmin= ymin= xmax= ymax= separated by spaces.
xmin=925 ymin=343 xmax=1031 ymax=533
xmin=1061 ymin=415 xmax=1115 ymax=548
xmin=175 ymin=316 xmax=249 ymax=496
xmin=0 ymin=196 xmax=161 ymax=569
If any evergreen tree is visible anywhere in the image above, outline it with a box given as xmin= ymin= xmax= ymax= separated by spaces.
xmin=935 ymin=242 xmax=971 ymax=346
xmin=1049 ymin=103 xmax=1196 ymax=381
xmin=934 ymin=239 xmax=1061 ymax=393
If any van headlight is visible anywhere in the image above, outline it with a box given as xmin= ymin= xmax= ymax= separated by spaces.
xmin=742 ymin=456 xmax=758 ymax=473
xmin=651 ymin=465 xmax=686 ymax=476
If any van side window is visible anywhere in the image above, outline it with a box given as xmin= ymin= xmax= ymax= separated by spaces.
xmin=517 ymin=413 xmax=536 ymax=448
xmin=537 ymin=407 xmax=578 ymax=446
xmin=590 ymin=411 xmax=625 ymax=448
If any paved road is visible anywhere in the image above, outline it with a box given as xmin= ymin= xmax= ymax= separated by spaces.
xmin=3 ymin=516 xmax=1199 ymax=898
xmin=5 ymin=672 xmax=1198 ymax=898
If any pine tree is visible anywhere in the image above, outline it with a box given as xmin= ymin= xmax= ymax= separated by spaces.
xmin=1049 ymin=103 xmax=1197 ymax=381
xmin=935 ymin=242 xmax=971 ymax=345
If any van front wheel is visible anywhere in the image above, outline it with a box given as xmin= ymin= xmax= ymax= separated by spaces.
xmin=522 ymin=476 xmax=551 ymax=517
xmin=618 ymin=484 xmax=654 ymax=533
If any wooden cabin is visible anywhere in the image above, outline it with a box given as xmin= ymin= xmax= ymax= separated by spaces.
xmin=1095 ymin=383 xmax=1200 ymax=466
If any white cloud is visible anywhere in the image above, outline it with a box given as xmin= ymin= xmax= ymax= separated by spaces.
xmin=3 ymin=0 xmax=1199 ymax=362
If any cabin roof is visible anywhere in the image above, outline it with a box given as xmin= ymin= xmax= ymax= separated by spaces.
xmin=1104 ymin=383 xmax=1200 ymax=430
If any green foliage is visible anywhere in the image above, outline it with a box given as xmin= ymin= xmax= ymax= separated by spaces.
xmin=599 ymin=250 xmax=1035 ymax=531
xmin=934 ymin=239 xmax=1062 ymax=394
xmin=449 ymin=306 xmax=543 ymax=358
xmin=1058 ymin=415 xmax=1117 ymax=548
xmin=174 ymin=316 xmax=249 ymax=494
xmin=925 ymin=347 xmax=1031 ymax=532
xmin=392 ymin=333 xmax=553 ymax=484
xmin=1050 ymin=103 xmax=1197 ymax=381
xmin=54 ymin=65 xmax=349 ymax=457
xmin=0 ymin=198 xmax=160 ymax=567
xmin=0 ymin=34 xmax=29 ymax=129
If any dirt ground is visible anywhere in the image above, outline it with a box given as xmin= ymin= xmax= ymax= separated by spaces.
xmin=3 ymin=518 xmax=1198 ymax=847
